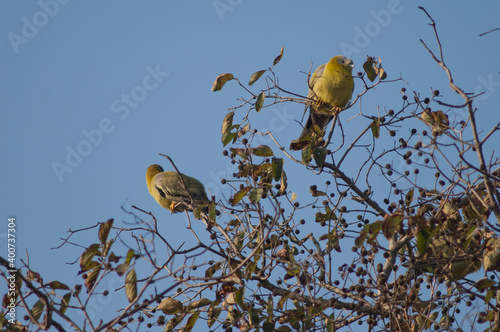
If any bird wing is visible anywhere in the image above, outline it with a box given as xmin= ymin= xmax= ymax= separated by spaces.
xmin=154 ymin=172 xmax=208 ymax=203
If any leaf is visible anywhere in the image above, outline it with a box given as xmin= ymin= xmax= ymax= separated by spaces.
xmin=205 ymin=262 xmax=222 ymax=278
xmin=405 ymin=189 xmax=414 ymax=207
xmin=79 ymin=243 xmax=100 ymax=271
xmin=166 ymin=314 xmax=186 ymax=332
xmin=363 ymin=56 xmax=387 ymax=81
xmin=115 ymin=263 xmax=128 ymax=276
xmin=124 ymin=249 xmax=135 ymax=265
xmin=301 ymin=143 xmax=312 ymax=165
xmin=290 ymin=192 xmax=297 ymax=201
xmin=363 ymin=57 xmax=377 ymax=82
xmin=98 ymin=219 xmax=113 ymax=244
xmin=182 ymin=312 xmax=200 ymax=332
xmin=231 ymin=186 xmax=252 ymax=206
xmin=273 ymin=46 xmax=284 ymax=66
xmin=47 ymin=281 xmax=70 ymax=290
xmin=416 ymin=229 xmax=430 ymax=254
xmin=249 ymin=70 xmax=266 ymax=86
xmin=125 ymin=268 xmax=137 ymax=302
xmin=371 ymin=118 xmax=380 ymax=138
xmin=208 ymin=304 xmax=222 ymax=328
xmin=263 ymin=321 xmax=275 ymax=332
xmin=237 ymin=122 xmax=250 ymax=138
xmin=222 ymin=131 xmax=237 ymax=147
xmin=85 ymin=266 xmax=101 ymax=291
xmin=474 ymin=278 xmax=495 ymax=292
xmin=249 ymin=306 xmax=260 ymax=326
xmin=187 ymin=298 xmax=211 ymax=310
xmin=60 ymin=292 xmax=71 ymax=314
xmin=272 ymin=158 xmax=283 ymax=181
xmin=235 ymin=287 xmax=246 ymax=309
xmin=249 ymin=188 xmax=264 ymax=204
xmin=252 ymin=144 xmax=274 ymax=157
xmin=211 ymin=73 xmax=234 ymax=91
xmin=255 ymin=92 xmax=265 ymax=112
xmin=245 ymin=261 xmax=257 ymax=279
xmin=313 ymin=147 xmax=327 ymax=168
xmin=31 ymin=299 xmax=45 ymax=321
xmin=279 ymin=170 xmax=288 ymax=195
xmin=382 ymin=213 xmax=404 ymax=240
xmin=221 ymin=111 xmax=234 ymax=134
xmin=159 ymin=297 xmax=184 ymax=314
xmin=230 ymin=147 xmax=249 ymax=159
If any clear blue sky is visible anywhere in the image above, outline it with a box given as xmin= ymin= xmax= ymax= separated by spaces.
xmin=1 ymin=0 xmax=500 ymax=328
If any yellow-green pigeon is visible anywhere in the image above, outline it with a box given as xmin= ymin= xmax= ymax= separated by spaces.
xmin=146 ymin=164 xmax=209 ymax=212
xmin=291 ymin=55 xmax=354 ymax=149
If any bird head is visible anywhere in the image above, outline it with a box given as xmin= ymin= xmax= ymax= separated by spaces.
xmin=146 ymin=164 xmax=164 ymax=184
xmin=336 ymin=56 xmax=355 ymax=70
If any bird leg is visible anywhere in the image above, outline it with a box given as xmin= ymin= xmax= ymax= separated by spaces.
xmin=169 ymin=202 xmax=178 ymax=213
xmin=331 ymin=106 xmax=343 ymax=115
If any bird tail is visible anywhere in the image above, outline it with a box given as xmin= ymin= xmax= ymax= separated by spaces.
xmin=289 ymin=104 xmax=333 ymax=151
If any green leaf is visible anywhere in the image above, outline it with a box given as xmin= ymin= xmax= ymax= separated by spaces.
xmin=221 ymin=111 xmax=234 ymax=134
xmin=165 ymin=314 xmax=186 ymax=332
xmin=125 ymin=268 xmax=137 ymax=302
xmin=249 ymin=188 xmax=264 ymax=204
xmin=124 ymin=249 xmax=135 ymax=265
xmin=272 ymin=158 xmax=283 ymax=181
xmin=222 ymin=131 xmax=237 ymax=147
xmin=211 ymin=73 xmax=234 ymax=91
xmin=474 ymin=278 xmax=496 ymax=292
xmin=302 ymin=143 xmax=312 ymax=165
xmin=263 ymin=321 xmax=275 ymax=332
xmin=371 ymin=118 xmax=380 ymax=138
xmin=79 ymin=243 xmax=100 ymax=271
xmin=416 ymin=230 xmax=430 ymax=254
xmin=60 ymin=292 xmax=71 ymax=314
xmin=245 ymin=261 xmax=257 ymax=279
xmin=313 ymin=147 xmax=327 ymax=168
xmin=255 ymin=92 xmax=265 ymax=112
xmin=405 ymin=189 xmax=414 ymax=207
xmin=252 ymin=144 xmax=274 ymax=157
xmin=231 ymin=186 xmax=252 ymax=206
xmin=249 ymin=70 xmax=266 ymax=86
xmin=235 ymin=287 xmax=246 ymax=309
xmin=273 ymin=46 xmax=284 ymax=66
xmin=182 ymin=312 xmax=200 ymax=332
xmin=98 ymin=219 xmax=113 ymax=245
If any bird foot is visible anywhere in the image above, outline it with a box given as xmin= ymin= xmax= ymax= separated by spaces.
xmin=169 ymin=202 xmax=178 ymax=213
xmin=330 ymin=106 xmax=342 ymax=115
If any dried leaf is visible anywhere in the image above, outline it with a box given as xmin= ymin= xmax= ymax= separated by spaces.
xmin=273 ymin=46 xmax=284 ymax=66
xmin=125 ymin=268 xmax=137 ymax=302
xmin=212 ymin=73 xmax=234 ymax=91
xmin=98 ymin=219 xmax=113 ymax=245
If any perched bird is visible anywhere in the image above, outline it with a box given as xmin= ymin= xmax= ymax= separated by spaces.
xmin=291 ymin=55 xmax=354 ymax=149
xmin=146 ymin=164 xmax=209 ymax=213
